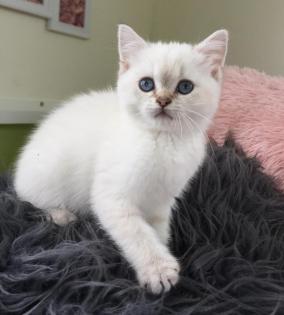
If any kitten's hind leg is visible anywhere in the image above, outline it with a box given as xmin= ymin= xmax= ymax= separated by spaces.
xmin=48 ymin=208 xmax=77 ymax=225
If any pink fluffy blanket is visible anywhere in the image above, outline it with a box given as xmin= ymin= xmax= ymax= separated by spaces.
xmin=209 ymin=66 xmax=284 ymax=191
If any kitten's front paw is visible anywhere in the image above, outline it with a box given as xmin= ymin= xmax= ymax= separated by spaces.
xmin=138 ymin=254 xmax=180 ymax=294
xmin=48 ymin=208 xmax=76 ymax=225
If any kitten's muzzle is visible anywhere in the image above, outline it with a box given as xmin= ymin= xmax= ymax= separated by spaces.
xmin=156 ymin=96 xmax=172 ymax=108
xmin=154 ymin=108 xmax=173 ymax=120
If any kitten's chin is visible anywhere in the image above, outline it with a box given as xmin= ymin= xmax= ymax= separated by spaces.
xmin=144 ymin=114 xmax=178 ymax=133
xmin=127 ymin=109 xmax=186 ymax=135
xmin=153 ymin=110 xmax=173 ymax=121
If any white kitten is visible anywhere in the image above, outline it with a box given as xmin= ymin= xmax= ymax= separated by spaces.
xmin=14 ymin=25 xmax=228 ymax=294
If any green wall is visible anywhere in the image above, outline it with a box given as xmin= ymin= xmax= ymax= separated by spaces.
xmin=0 ymin=0 xmax=155 ymax=100
xmin=0 ymin=0 xmax=155 ymax=171
xmin=2 ymin=0 xmax=284 ymax=171
xmin=151 ymin=0 xmax=284 ymax=76
xmin=0 ymin=125 xmax=33 ymax=173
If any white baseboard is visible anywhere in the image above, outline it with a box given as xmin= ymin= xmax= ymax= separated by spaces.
xmin=0 ymin=98 xmax=60 ymax=124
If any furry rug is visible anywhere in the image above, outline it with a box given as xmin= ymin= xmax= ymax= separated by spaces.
xmin=1 ymin=137 xmax=284 ymax=315
xmin=209 ymin=66 xmax=284 ymax=191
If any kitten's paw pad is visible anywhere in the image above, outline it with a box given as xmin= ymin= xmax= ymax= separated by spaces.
xmin=138 ymin=255 xmax=180 ymax=294
xmin=48 ymin=208 xmax=76 ymax=225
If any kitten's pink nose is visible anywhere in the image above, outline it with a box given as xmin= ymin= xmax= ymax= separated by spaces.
xmin=156 ymin=96 xmax=172 ymax=108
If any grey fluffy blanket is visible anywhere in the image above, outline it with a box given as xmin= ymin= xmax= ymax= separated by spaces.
xmin=1 ymin=137 xmax=284 ymax=315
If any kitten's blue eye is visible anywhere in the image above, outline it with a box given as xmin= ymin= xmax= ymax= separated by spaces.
xmin=176 ymin=80 xmax=194 ymax=95
xmin=139 ymin=78 xmax=155 ymax=92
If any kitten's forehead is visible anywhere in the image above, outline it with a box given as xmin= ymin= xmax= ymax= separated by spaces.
xmin=155 ymin=58 xmax=183 ymax=88
xmin=142 ymin=43 xmax=196 ymax=88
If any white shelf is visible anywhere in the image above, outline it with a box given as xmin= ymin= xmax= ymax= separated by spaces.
xmin=0 ymin=98 xmax=59 ymax=124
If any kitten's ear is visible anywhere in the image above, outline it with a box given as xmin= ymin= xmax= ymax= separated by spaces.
xmin=195 ymin=30 xmax=229 ymax=80
xmin=118 ymin=24 xmax=147 ymax=74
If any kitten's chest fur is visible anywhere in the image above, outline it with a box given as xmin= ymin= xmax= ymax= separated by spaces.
xmin=96 ymin=128 xmax=205 ymax=214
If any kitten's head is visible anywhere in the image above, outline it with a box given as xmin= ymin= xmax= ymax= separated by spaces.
xmin=117 ymin=25 xmax=228 ymax=135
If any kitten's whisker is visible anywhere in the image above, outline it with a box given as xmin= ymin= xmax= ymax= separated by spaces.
xmin=181 ymin=113 xmax=194 ymax=134
xmin=178 ymin=116 xmax=202 ymax=162
xmin=183 ymin=109 xmax=212 ymax=123
xmin=174 ymin=103 xmax=208 ymax=109
xmin=189 ymin=102 xmax=208 ymax=107
xmin=177 ymin=113 xmax=183 ymax=138
xmin=182 ymin=113 xmax=218 ymax=169
xmin=181 ymin=113 xmax=215 ymax=157
xmin=174 ymin=115 xmax=178 ymax=134
xmin=185 ymin=114 xmax=214 ymax=154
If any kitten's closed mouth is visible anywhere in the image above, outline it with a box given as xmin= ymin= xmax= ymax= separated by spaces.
xmin=154 ymin=110 xmax=173 ymax=120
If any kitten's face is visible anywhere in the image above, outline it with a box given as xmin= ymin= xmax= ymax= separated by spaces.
xmin=117 ymin=25 xmax=228 ymax=135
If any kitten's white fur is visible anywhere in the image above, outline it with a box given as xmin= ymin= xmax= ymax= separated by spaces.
xmin=14 ymin=25 xmax=228 ymax=294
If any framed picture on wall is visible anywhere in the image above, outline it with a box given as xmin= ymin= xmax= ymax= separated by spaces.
xmin=47 ymin=0 xmax=91 ymax=39
xmin=0 ymin=0 xmax=51 ymax=18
